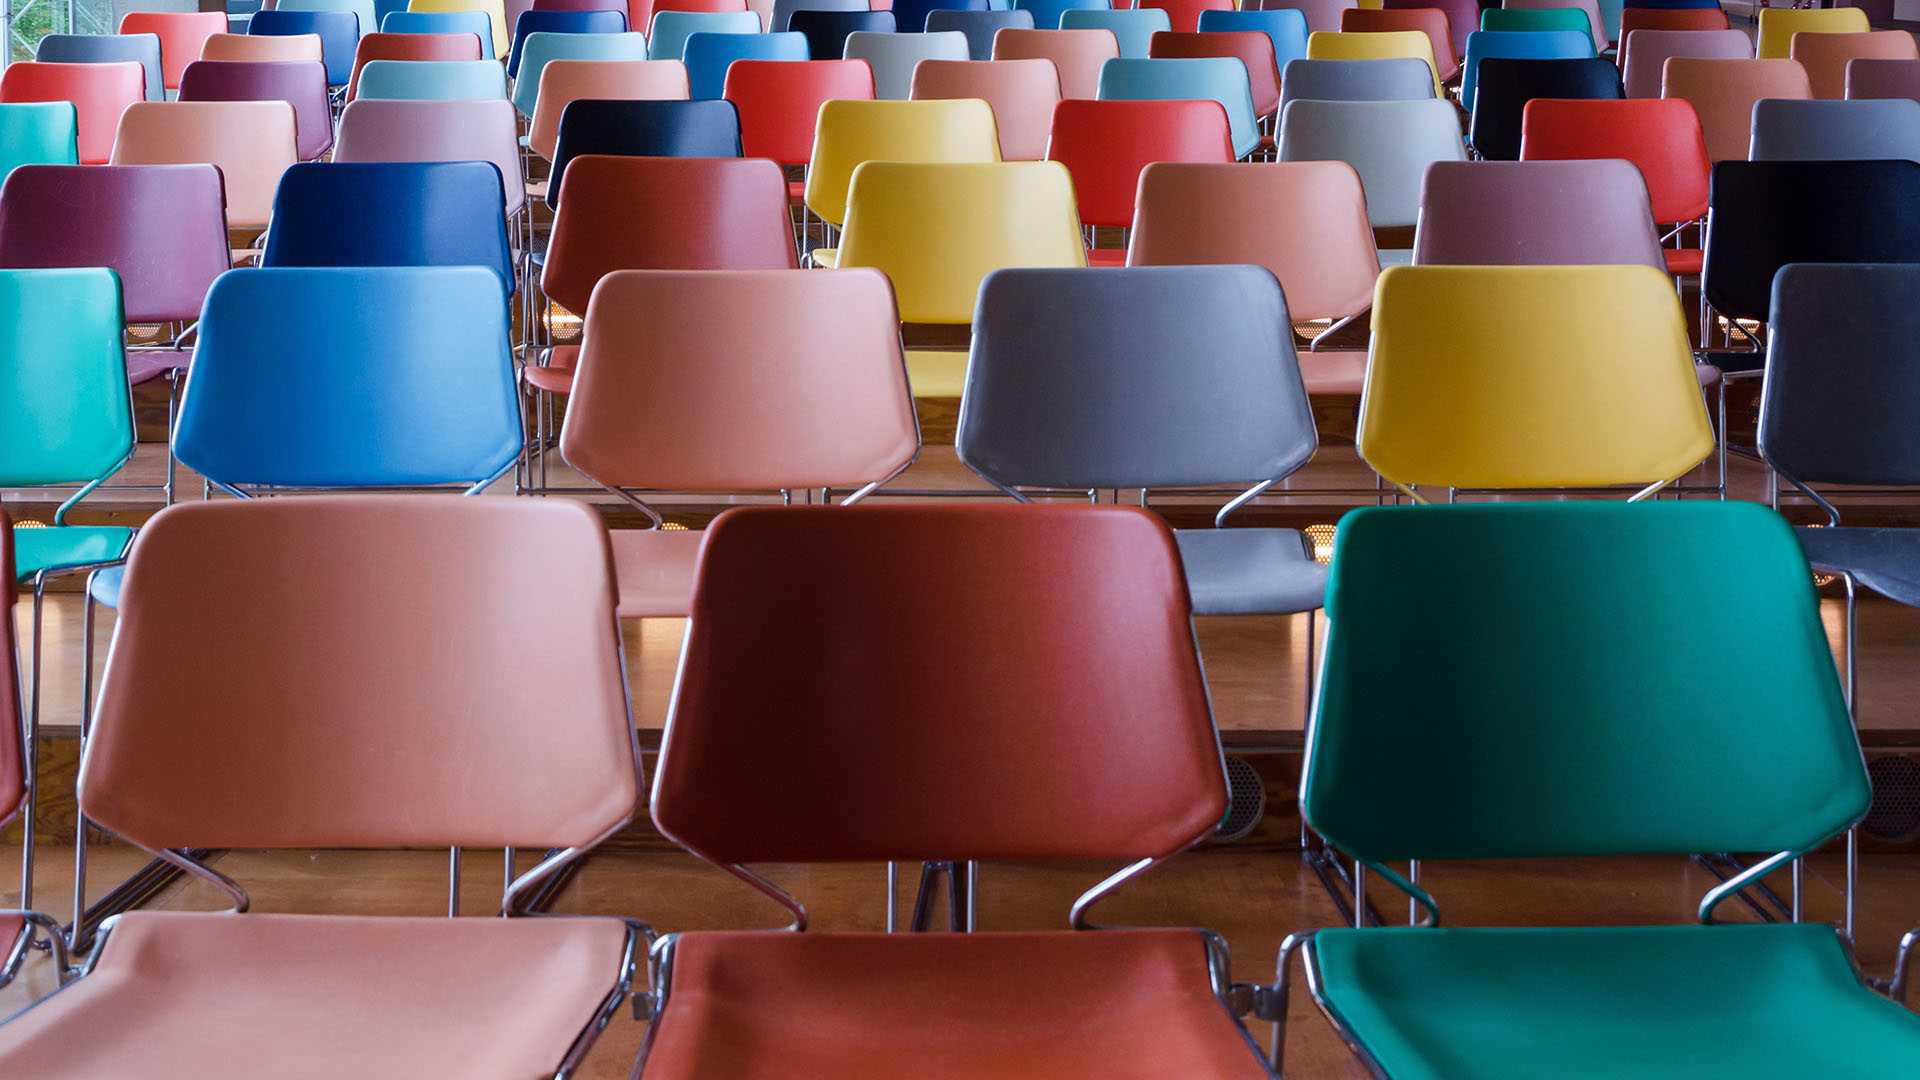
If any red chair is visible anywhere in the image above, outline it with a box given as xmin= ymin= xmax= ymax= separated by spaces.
xmin=347 ymin=32 xmax=486 ymax=100
xmin=1384 ymin=0 xmax=1474 ymax=60
xmin=0 ymin=60 xmax=143 ymax=165
xmin=1519 ymin=97 xmax=1710 ymax=277
xmin=1340 ymin=7 xmax=1459 ymax=82
xmin=0 ymin=516 xmax=29 ymax=989
xmin=724 ymin=58 xmax=874 ymax=172
xmin=1139 ymin=0 xmax=1233 ymax=33
xmin=1046 ymin=98 xmax=1235 ymax=263
xmin=1619 ymin=6 xmax=1729 ymax=36
xmin=1149 ymin=29 xmax=1281 ymax=116
xmin=118 ymin=10 xmax=228 ymax=91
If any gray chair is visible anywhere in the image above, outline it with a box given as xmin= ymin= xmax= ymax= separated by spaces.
xmin=35 ymin=33 xmax=165 ymax=102
xmin=1749 ymin=97 xmax=1920 ymax=163
xmin=928 ymin=7 xmax=1034 ymax=61
xmin=1277 ymin=57 xmax=1435 ymax=116
xmin=1413 ymin=160 xmax=1667 ymax=270
xmin=1278 ymin=97 xmax=1467 ymax=251
xmin=771 ymin=0 xmax=867 ymax=32
xmin=957 ymin=265 xmax=1326 ymax=619
xmin=1846 ymin=57 xmax=1920 ymax=103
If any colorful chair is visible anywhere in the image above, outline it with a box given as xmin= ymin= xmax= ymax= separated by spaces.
xmin=409 ymin=0 xmax=512 ymax=57
xmin=683 ymin=30 xmax=807 ymax=98
xmin=1278 ymin=98 xmax=1466 ymax=244
xmin=1750 ymin=97 xmax=1920 ymax=163
xmin=1260 ymin=0 xmax=1360 ymax=35
xmin=35 ymin=32 xmax=163 ymax=102
xmin=844 ymin=29 xmax=971 ymax=99
xmin=1847 ymin=57 xmax=1920 ymax=102
xmin=927 ymin=7 xmax=1034 ymax=59
xmin=1756 ymin=5 xmax=1869 ymax=61
xmin=911 ymin=57 xmax=1059 ymax=160
xmin=0 ymin=102 xmax=78 ymax=181
xmin=334 ymin=97 xmax=526 ymax=218
xmin=0 ymin=515 xmax=29 ymax=988
xmin=1459 ymin=27 xmax=1590 ymax=108
xmin=770 ymin=0 xmax=867 ymax=32
xmin=0 ymin=61 xmax=143 ymax=165
xmin=1793 ymin=30 xmax=1918 ymax=100
xmin=1339 ymin=8 xmax=1458 ymax=80
xmin=278 ymin=0 xmax=379 ymax=40
xmin=1138 ymin=0 xmax=1232 ymax=33
xmin=891 ymin=0 xmax=989 ymax=33
xmin=1306 ymin=28 xmax=1442 ymax=97
xmin=1663 ymin=57 xmax=1812 ymax=162
xmin=1150 ymin=29 xmax=1282 ymax=118
xmin=353 ymin=57 xmax=509 ymax=98
xmin=1278 ymin=57 xmax=1437 ymax=111
xmin=529 ymin=57 xmax=689 ymax=158
xmin=251 ymin=8 xmax=362 ymax=85
xmin=350 ymin=30 xmax=487 ymax=100
xmin=1095 ymin=56 xmax=1262 ymax=158
xmin=1060 ymin=6 xmax=1171 ymax=57
xmin=1479 ymin=6 xmax=1597 ymax=53
xmin=1199 ymin=8 xmax=1309 ymax=74
xmin=1413 ymin=158 xmax=1665 ymax=268
xmin=724 ymin=57 xmax=866 ymax=167
xmin=992 ymin=27 xmax=1119 ymax=98
xmin=1618 ymin=5 xmax=1728 ymax=35
xmin=1467 ymin=56 xmax=1621 ymax=161
xmin=804 ymin=98 xmax=1000 ymax=230
xmin=178 ymin=59 xmax=334 ymax=160
xmin=109 ymin=100 xmax=297 ymax=232
xmin=1045 ymin=98 xmax=1234 ymax=252
xmin=201 ymin=31 xmax=329 ymax=62
xmin=648 ymin=8 xmax=760 ymax=59
xmin=506 ymin=7 xmax=626 ymax=76
xmin=1012 ymin=0 xmax=1108 ymax=29
xmin=1618 ymin=26 xmax=1750 ymax=98
xmin=119 ymin=11 xmax=229 ymax=91
xmin=1384 ymin=0 xmax=1474 ymax=58
xmin=547 ymin=98 xmax=742 ymax=209
xmin=261 ymin=162 xmax=515 ymax=295
xmin=381 ymin=7 xmax=497 ymax=57
xmin=1504 ymin=0 xmax=1609 ymax=49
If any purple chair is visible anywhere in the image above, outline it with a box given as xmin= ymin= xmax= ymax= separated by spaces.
xmin=177 ymin=59 xmax=333 ymax=160
xmin=1382 ymin=0 xmax=1473 ymax=61
xmin=1846 ymin=57 xmax=1920 ymax=103
xmin=1412 ymin=159 xmax=1667 ymax=269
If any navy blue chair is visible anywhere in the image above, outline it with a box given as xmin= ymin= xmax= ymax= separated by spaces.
xmin=506 ymin=8 xmax=627 ymax=77
xmin=546 ymin=98 xmax=741 ymax=209
xmin=249 ymin=8 xmax=359 ymax=86
xmin=892 ymin=0 xmax=988 ymax=33
xmin=788 ymin=9 xmax=896 ymax=60
xmin=683 ymin=31 xmax=809 ymax=98
xmin=926 ymin=7 xmax=1032 ymax=58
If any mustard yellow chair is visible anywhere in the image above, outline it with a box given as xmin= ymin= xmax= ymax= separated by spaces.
xmin=834 ymin=160 xmax=1086 ymax=397
xmin=1306 ymin=29 xmax=1442 ymax=97
xmin=1358 ymin=264 xmax=1713 ymax=499
xmin=1756 ymin=6 xmax=1870 ymax=61
xmin=802 ymin=98 xmax=1001 ymax=234
xmin=408 ymin=0 xmax=510 ymax=58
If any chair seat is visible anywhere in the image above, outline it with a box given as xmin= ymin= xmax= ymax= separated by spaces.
xmin=904 ymin=347 xmax=968 ymax=398
xmin=12 ymin=525 xmax=134 ymax=584
xmin=1312 ymin=922 xmax=1920 ymax=1080
xmin=522 ymin=345 xmax=580 ymax=395
xmin=89 ymin=564 xmax=125 ymax=610
xmin=1797 ymin=525 xmax=1920 ymax=608
xmin=1175 ymin=527 xmax=1326 ymax=615
xmin=0 ymin=910 xmax=633 ymax=1079
xmin=610 ymin=526 xmax=706 ymax=618
xmin=1088 ymin=247 xmax=1127 ymax=266
xmin=643 ymin=928 xmax=1270 ymax=1080
xmin=527 ymin=178 xmax=549 ymax=200
xmin=1301 ymin=348 xmax=1369 ymax=395
xmin=1663 ymin=247 xmax=1703 ymax=276
xmin=811 ymin=247 xmax=839 ymax=268
xmin=789 ymin=178 xmax=806 ymax=200
xmin=1378 ymin=248 xmax=1414 ymax=268
xmin=125 ymin=348 xmax=192 ymax=387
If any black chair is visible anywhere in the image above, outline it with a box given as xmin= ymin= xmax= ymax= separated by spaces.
xmin=892 ymin=0 xmax=988 ymax=33
xmin=1467 ymin=56 xmax=1620 ymax=161
xmin=927 ymin=7 xmax=1032 ymax=59
xmin=546 ymin=98 xmax=742 ymax=210
xmin=788 ymin=8 xmax=897 ymax=60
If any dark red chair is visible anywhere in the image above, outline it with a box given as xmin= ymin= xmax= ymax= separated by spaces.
xmin=1619 ymin=6 xmax=1729 ymax=36
xmin=1138 ymin=0 xmax=1233 ymax=33
xmin=1045 ymin=98 xmax=1235 ymax=261
xmin=345 ymin=32 xmax=485 ymax=101
xmin=177 ymin=59 xmax=333 ymax=160
xmin=1149 ymin=29 xmax=1281 ymax=116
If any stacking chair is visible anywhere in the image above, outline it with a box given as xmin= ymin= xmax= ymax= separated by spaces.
xmin=911 ymin=58 xmax=1060 ymax=160
xmin=1504 ymin=0 xmax=1609 ymax=50
xmin=1619 ymin=5 xmax=1729 ymax=35
xmin=250 ymin=8 xmax=363 ymax=86
xmin=1385 ymin=0 xmax=1476 ymax=59
xmin=351 ymin=31 xmax=487 ymax=101
xmin=1060 ymin=6 xmax=1172 ymax=57
xmin=1750 ymin=97 xmax=1920 ymax=163
xmin=560 ymin=269 xmax=918 ymax=617
xmin=1793 ymin=30 xmax=1917 ymax=100
xmin=1467 ymin=56 xmax=1621 ymax=160
xmin=528 ymin=57 xmax=690 ymax=160
xmin=381 ymin=7 xmax=498 ymax=58
xmin=1413 ymin=159 xmax=1667 ymax=268
xmin=546 ymin=98 xmax=741 ymax=209
xmin=1199 ymin=8 xmax=1310 ymax=74
xmin=0 ymin=102 xmax=78 ymax=180
xmin=892 ymin=0 xmax=989 ymax=34
xmin=1278 ymin=98 xmax=1467 ymax=254
xmin=1306 ymin=29 xmax=1443 ymax=97
xmin=926 ymin=8 xmax=1034 ymax=60
xmin=770 ymin=0 xmax=867 ymax=32
xmin=201 ymin=31 xmax=328 ymax=62
xmin=1359 ymin=265 xmax=1712 ymax=498
xmin=506 ymin=8 xmax=626 ymax=76
xmin=644 ymin=0 xmax=752 ymax=22
xmin=844 ymin=29 xmax=970 ymax=99
xmin=0 ymin=61 xmax=144 ymax=165
xmin=1663 ymin=57 xmax=1812 ymax=162
xmin=1095 ymin=57 xmax=1262 ymax=159
xmin=1459 ymin=27 xmax=1590 ymax=109
xmin=802 ymin=98 xmax=1000 ymax=235
xmin=119 ymin=11 xmax=228 ymax=92
xmin=179 ymin=59 xmax=334 ymax=159
xmin=1013 ymin=0 xmax=1108 ymax=29
xmin=683 ymin=30 xmax=807 ymax=98
xmin=410 ymin=0 xmax=512 ymax=57
xmin=1618 ymin=26 xmax=1750 ymax=98
xmin=1151 ymin=30 xmax=1282 ymax=119
xmin=648 ymin=8 xmax=760 ymax=59
xmin=538 ymin=0 xmax=632 ymax=14
xmin=1257 ymin=0 xmax=1355 ymax=35
xmin=354 ymin=57 xmax=509 ymax=97
xmin=1277 ymin=57 xmax=1437 ymax=113
xmin=35 ymin=32 xmax=163 ymax=102
xmin=992 ymin=27 xmax=1118 ymax=98
xmin=109 ymin=100 xmax=297 ymax=233
xmin=0 ymin=516 xmax=28 ymax=989
xmin=0 ymin=494 xmax=642 ymax=1078
xmin=1273 ymin=498 xmax=1920 ymax=1077
xmin=1480 ymin=6 xmax=1597 ymax=52
xmin=639 ymin=502 xmax=1274 ymax=1077
xmin=1140 ymin=0 xmax=1232 ymax=33
xmin=1756 ymin=5 xmax=1869 ymax=61
xmin=1848 ymin=57 xmax=1920 ymax=102
xmin=1044 ymin=98 xmax=1234 ymax=260
xmin=279 ymin=0 xmax=379 ymax=41
xmin=1340 ymin=9 xmax=1457 ymax=83
xmin=335 ymin=98 xmax=526 ymax=221
xmin=725 ymin=58 xmax=871 ymax=165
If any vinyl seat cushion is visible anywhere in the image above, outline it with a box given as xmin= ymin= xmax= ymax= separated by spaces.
xmin=1175 ymin=526 xmax=1326 ymax=615
xmin=11 ymin=525 xmax=132 ymax=583
xmin=609 ymin=526 xmax=705 ymax=618
xmin=1797 ymin=525 xmax=1920 ymax=609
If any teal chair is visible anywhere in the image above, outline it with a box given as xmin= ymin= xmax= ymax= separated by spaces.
xmin=1096 ymin=56 xmax=1261 ymax=159
xmin=0 ymin=102 xmax=78 ymax=184
xmin=510 ymin=30 xmax=647 ymax=115
xmin=683 ymin=30 xmax=809 ymax=99
xmin=1197 ymin=7 xmax=1308 ymax=73
xmin=1060 ymin=7 xmax=1169 ymax=57
xmin=646 ymin=10 xmax=759 ymax=62
xmin=380 ymin=9 xmax=496 ymax=59
xmin=1012 ymin=0 xmax=1106 ymax=29
xmin=1480 ymin=5 xmax=1597 ymax=52
xmin=1263 ymin=500 xmax=1920 ymax=1078
xmin=354 ymin=57 xmax=509 ymax=99
xmin=279 ymin=0 xmax=379 ymax=40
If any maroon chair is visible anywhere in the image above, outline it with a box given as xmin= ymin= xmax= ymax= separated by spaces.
xmin=177 ymin=59 xmax=332 ymax=160
xmin=1383 ymin=0 xmax=1474 ymax=60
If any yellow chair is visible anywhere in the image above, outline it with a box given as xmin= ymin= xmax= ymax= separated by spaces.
xmin=802 ymin=98 xmax=1001 ymax=232
xmin=1756 ymin=6 xmax=1870 ymax=61
xmin=408 ymin=0 xmax=510 ymax=59
xmin=835 ymin=160 xmax=1086 ymax=397
xmin=1357 ymin=265 xmax=1713 ymax=498
xmin=1306 ymin=29 xmax=1442 ymax=97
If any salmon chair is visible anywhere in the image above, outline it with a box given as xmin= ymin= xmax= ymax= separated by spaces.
xmin=0 ymin=516 xmax=31 ymax=989
xmin=641 ymin=502 xmax=1274 ymax=1078
xmin=0 ymin=60 xmax=144 ymax=165
xmin=109 ymin=100 xmax=298 ymax=234
xmin=118 ymin=10 xmax=228 ymax=91
xmin=0 ymin=495 xmax=644 ymax=1079
xmin=560 ymin=268 xmax=918 ymax=618
xmin=910 ymin=58 xmax=1059 ymax=162
xmin=530 ymin=57 xmax=692 ymax=163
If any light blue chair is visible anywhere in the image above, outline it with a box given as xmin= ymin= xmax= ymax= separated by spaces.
xmin=1097 ymin=56 xmax=1261 ymax=158
xmin=354 ymin=57 xmax=509 ymax=99
xmin=1197 ymin=7 xmax=1308 ymax=74
xmin=279 ymin=0 xmax=379 ymax=40
xmin=926 ymin=7 xmax=1032 ymax=59
xmin=684 ymin=31 xmax=809 ymax=98
xmin=1012 ymin=0 xmax=1106 ymax=30
xmin=510 ymin=30 xmax=648 ymax=116
xmin=647 ymin=9 xmax=760 ymax=61
xmin=381 ymin=9 xmax=496 ymax=60
xmin=1060 ymin=7 xmax=1168 ymax=58
xmin=1460 ymin=28 xmax=1590 ymax=110
xmin=506 ymin=8 xmax=628 ymax=77
xmin=35 ymin=33 xmax=165 ymax=102
xmin=0 ymin=103 xmax=79 ymax=183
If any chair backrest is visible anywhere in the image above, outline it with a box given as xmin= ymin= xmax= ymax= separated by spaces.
xmin=804 ymin=97 xmax=1000 ymax=225
xmin=1340 ymin=8 xmax=1457 ymax=81
xmin=1384 ymin=0 xmax=1475 ymax=56
xmin=1278 ymin=97 xmax=1466 ymax=227
xmin=1750 ymin=96 xmax=1920 ymax=163
xmin=648 ymin=8 xmax=760 ymax=59
xmin=119 ymin=10 xmax=228 ymax=90
xmin=179 ymin=59 xmax=334 ymax=160
xmin=1095 ymin=56 xmax=1260 ymax=158
xmin=1619 ymin=6 xmax=1728 ymax=36
xmin=250 ymin=9 xmax=361 ymax=85
xmin=836 ymin=161 xmax=1086 ymax=324
xmin=1618 ymin=26 xmax=1750 ymax=98
xmin=1792 ymin=29 xmax=1917 ymax=100
xmin=1199 ymin=8 xmax=1309 ymax=75
xmin=912 ymin=57 xmax=1059 ymax=160
xmin=1013 ymin=0 xmax=1109 ymax=30
xmin=1469 ymin=56 xmax=1622 ymax=161
xmin=1519 ymin=97 xmax=1708 ymax=225
xmin=844 ymin=29 xmax=970 ymax=99
xmin=84 ymin=496 xmax=636 ymax=855
xmin=542 ymin=155 xmax=797 ymax=314
xmin=380 ymin=8 xmax=497 ymax=58
xmin=547 ymin=98 xmax=741 ymax=207
xmin=529 ymin=57 xmax=688 ymax=157
xmin=770 ymin=0 xmax=866 ymax=32
xmin=1278 ymin=56 xmax=1435 ymax=113
xmin=1306 ymin=28 xmax=1442 ymax=98
xmin=0 ymin=268 xmax=134 ymax=488
xmin=109 ymin=100 xmax=297 ymax=229
xmin=0 ymin=512 xmax=18 ymax=828
xmin=959 ymin=264 xmax=1315 ymax=492
xmin=1150 ymin=29 xmax=1281 ymax=115
xmin=1756 ymin=5 xmax=1869 ymax=61
xmin=0 ymin=164 xmax=229 ymax=324
xmin=261 ymin=161 xmax=514 ymax=293
xmin=1459 ymin=27 xmax=1589 ymax=108
xmin=642 ymin=0 xmax=751 ymax=27
xmin=507 ymin=8 xmax=626 ymax=76
xmin=0 ymin=102 xmax=79 ymax=181
xmin=991 ymin=27 xmax=1118 ymax=98
xmin=1360 ymin=264 xmax=1712 ymax=491
xmin=562 ymin=268 xmax=918 ymax=493
xmin=653 ymin=503 xmax=1225 ymax=867
xmin=279 ymin=0 xmax=380 ymax=39
xmin=725 ymin=58 xmax=870 ymax=163
xmin=352 ymin=31 xmax=486 ymax=101
xmin=1480 ymin=5 xmax=1596 ymax=52
xmin=0 ymin=61 xmax=144 ymax=165
xmin=1413 ymin=159 xmax=1665 ymax=268
xmin=893 ymin=0 xmax=989 ymax=34
xmin=409 ymin=0 xmax=512 ymax=57
xmin=1663 ymin=56 xmax=1811 ymax=162
xmin=1848 ymin=57 xmax=1920 ymax=103
xmin=1128 ymin=159 xmax=1379 ymax=323
xmin=1703 ymin=159 xmax=1920 ymax=322
xmin=334 ymin=97 xmax=525 ymax=214
xmin=1307 ymin=500 xmax=1863 ymax=871
xmin=927 ymin=8 xmax=1035 ymax=60
xmin=203 ymin=31 xmax=328 ymax=63
xmin=354 ymin=56 xmax=507 ymax=97
xmin=538 ymin=0 xmax=632 ymax=16
xmin=1140 ymin=0 xmax=1230 ymax=33
xmin=37 ymin=32 xmax=163 ymax=102
xmin=683 ymin=30 xmax=807 ymax=98
xmin=1045 ymin=97 xmax=1233 ymax=226
xmin=1504 ymin=0 xmax=1608 ymax=49
xmin=1060 ymin=7 xmax=1170 ymax=58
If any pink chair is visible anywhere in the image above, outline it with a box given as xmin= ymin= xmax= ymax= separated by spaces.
xmin=1792 ymin=29 xmax=1919 ymax=100
xmin=911 ymin=57 xmax=1059 ymax=161
xmin=109 ymin=100 xmax=297 ymax=232
xmin=178 ymin=59 xmax=334 ymax=160
xmin=991 ymin=27 xmax=1118 ymax=99
xmin=1620 ymin=27 xmax=1752 ymax=98
xmin=0 ymin=60 xmax=144 ymax=165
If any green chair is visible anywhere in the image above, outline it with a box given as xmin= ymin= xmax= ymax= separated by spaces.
xmin=1480 ymin=6 xmax=1597 ymax=53
xmin=0 ymin=102 xmax=78 ymax=184
xmin=1261 ymin=500 xmax=1920 ymax=1078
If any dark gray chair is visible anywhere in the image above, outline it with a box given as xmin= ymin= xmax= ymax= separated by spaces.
xmin=927 ymin=7 xmax=1034 ymax=61
xmin=1277 ymin=57 xmax=1434 ymax=117
xmin=956 ymin=265 xmax=1325 ymax=618
xmin=1749 ymin=98 xmax=1920 ymax=164
xmin=35 ymin=32 xmax=165 ymax=102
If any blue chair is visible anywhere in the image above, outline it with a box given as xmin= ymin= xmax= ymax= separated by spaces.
xmin=1060 ymin=7 xmax=1167 ymax=57
xmin=926 ymin=7 xmax=1032 ymax=59
xmin=278 ymin=0 xmax=379 ymax=43
xmin=547 ymin=98 xmax=741 ymax=208
xmin=647 ymin=9 xmax=760 ymax=60
xmin=0 ymin=103 xmax=78 ymax=182
xmin=787 ymin=8 xmax=896 ymax=59
xmin=1012 ymin=0 xmax=1105 ymax=30
xmin=250 ymin=8 xmax=361 ymax=85
xmin=381 ymin=9 xmax=496 ymax=60
xmin=1460 ymin=28 xmax=1590 ymax=110
xmin=1197 ymin=7 xmax=1308 ymax=73
xmin=1097 ymin=56 xmax=1262 ymax=159
xmin=506 ymin=8 xmax=627 ymax=77
xmin=771 ymin=0 xmax=867 ymax=32
xmin=35 ymin=33 xmax=164 ymax=102
xmin=354 ymin=57 xmax=508 ymax=98
xmin=684 ymin=31 xmax=809 ymax=98
xmin=892 ymin=0 xmax=989 ymax=34
xmin=509 ymin=30 xmax=649 ymax=116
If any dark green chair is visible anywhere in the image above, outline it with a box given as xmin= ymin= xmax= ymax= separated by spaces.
xmin=1263 ymin=500 xmax=1920 ymax=1078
